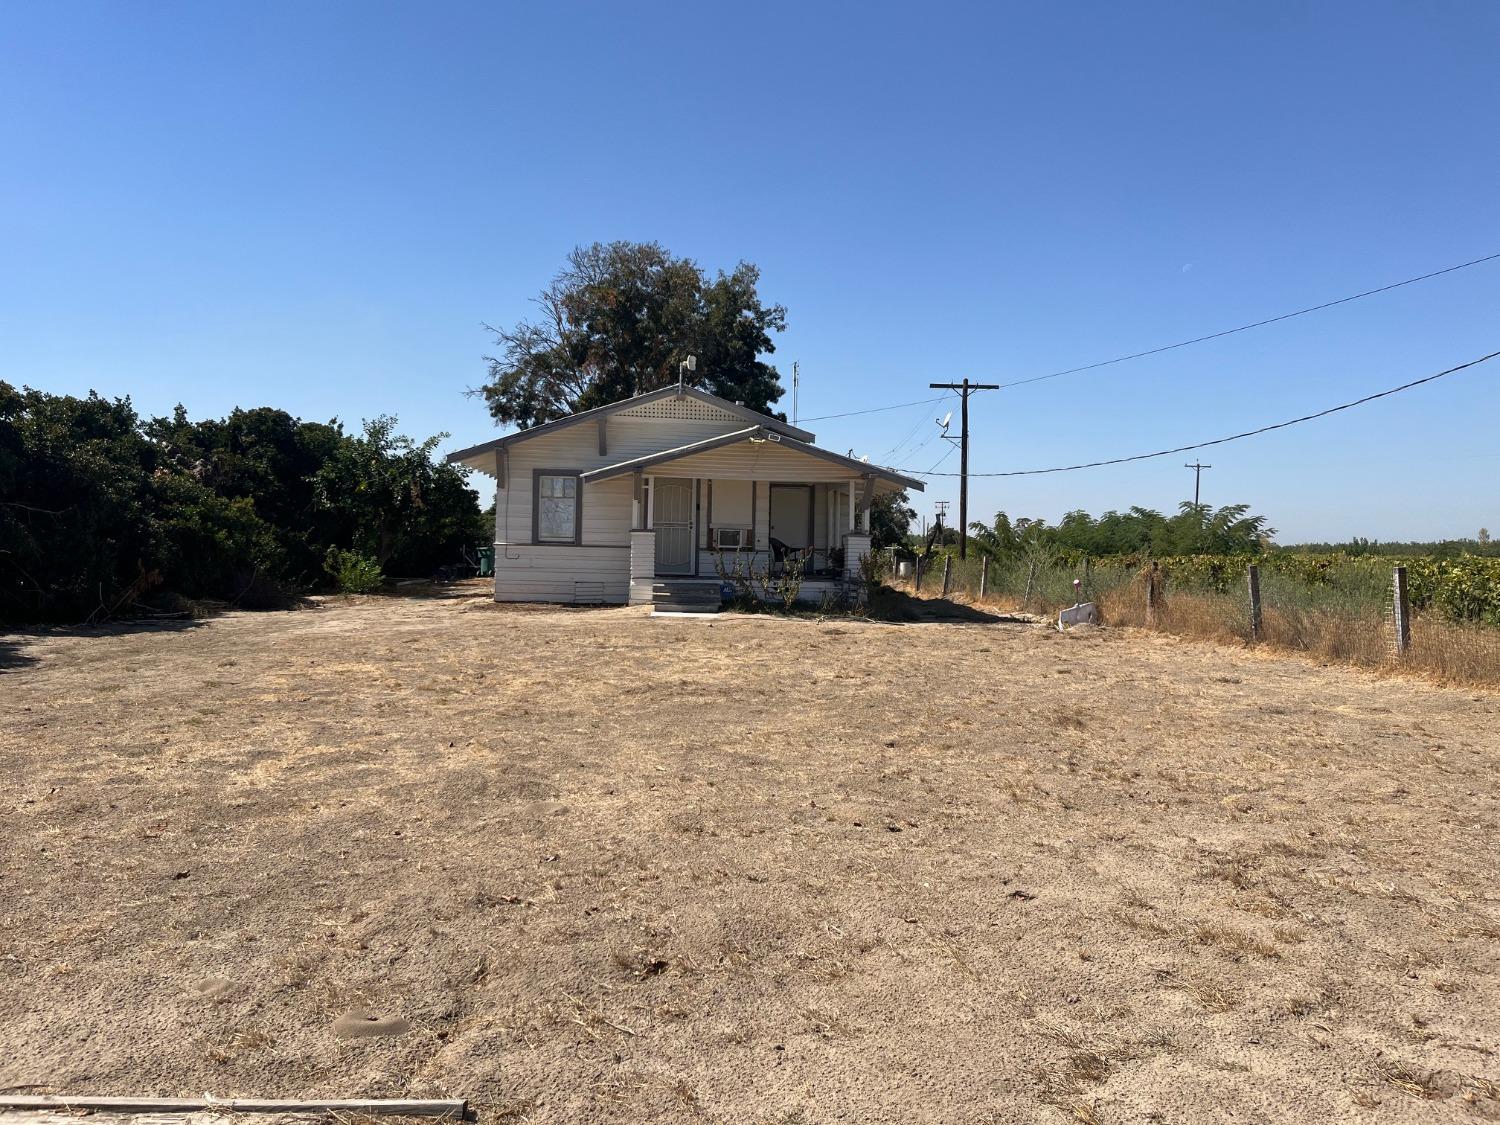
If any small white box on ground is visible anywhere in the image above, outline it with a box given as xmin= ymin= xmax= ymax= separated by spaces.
xmin=1058 ymin=602 xmax=1099 ymax=629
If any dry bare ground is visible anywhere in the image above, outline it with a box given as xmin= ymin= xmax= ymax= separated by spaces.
xmin=3 ymin=590 xmax=1498 ymax=1123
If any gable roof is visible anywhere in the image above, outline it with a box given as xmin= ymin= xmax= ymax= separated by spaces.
xmin=445 ymin=385 xmax=814 ymax=465
xmin=578 ymin=425 xmax=925 ymax=491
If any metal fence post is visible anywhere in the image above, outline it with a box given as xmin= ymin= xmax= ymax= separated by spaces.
xmin=979 ymin=555 xmax=989 ymax=600
xmin=1146 ymin=562 xmax=1160 ymax=628
xmin=914 ymin=555 xmax=923 ymax=592
xmin=1392 ymin=565 xmax=1411 ymax=657
xmin=941 ymin=555 xmax=952 ymax=597
xmin=1247 ymin=563 xmax=1262 ymax=642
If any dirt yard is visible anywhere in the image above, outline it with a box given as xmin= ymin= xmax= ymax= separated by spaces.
xmin=2 ymin=591 xmax=1498 ymax=1123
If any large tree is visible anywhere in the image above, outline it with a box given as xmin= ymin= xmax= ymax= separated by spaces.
xmin=477 ymin=241 xmax=788 ymax=428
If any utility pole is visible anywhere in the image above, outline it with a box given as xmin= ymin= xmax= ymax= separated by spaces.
xmin=1184 ymin=461 xmax=1212 ymax=508
xmin=928 ymin=377 xmax=1000 ymax=559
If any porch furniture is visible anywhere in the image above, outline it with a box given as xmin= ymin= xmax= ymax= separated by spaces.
xmin=769 ymin=537 xmax=810 ymax=576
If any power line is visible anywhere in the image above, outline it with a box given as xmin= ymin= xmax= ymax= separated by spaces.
xmin=878 ymin=406 xmax=938 ymax=461
xmin=900 ymin=349 xmax=1500 ymax=478
xmin=925 ymin=442 xmax=957 ymax=475
xmin=798 ymin=394 xmax=953 ymax=423
xmin=808 ymin=250 xmax=1500 ymax=422
xmin=992 ymin=250 xmax=1500 ymax=391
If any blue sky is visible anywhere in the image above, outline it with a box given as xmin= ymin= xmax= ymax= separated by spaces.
xmin=2 ymin=1 xmax=1496 ymax=542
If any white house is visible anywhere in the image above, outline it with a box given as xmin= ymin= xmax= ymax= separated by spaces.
xmin=446 ymin=385 xmax=923 ymax=607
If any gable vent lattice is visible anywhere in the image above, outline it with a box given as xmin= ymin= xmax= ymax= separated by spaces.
xmin=617 ymin=398 xmax=739 ymax=424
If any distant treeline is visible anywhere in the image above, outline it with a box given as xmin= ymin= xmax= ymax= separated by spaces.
xmin=936 ymin=504 xmax=1493 ymax=562
xmin=1275 ymin=536 xmax=1497 ymax=558
xmin=955 ymin=503 xmax=1273 ymax=558
xmin=0 ymin=384 xmax=488 ymax=623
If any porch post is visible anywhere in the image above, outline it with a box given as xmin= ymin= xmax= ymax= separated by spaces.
xmin=632 ymin=469 xmax=645 ymax=530
xmin=843 ymin=528 xmax=873 ymax=599
xmin=629 ymin=529 xmax=656 ymax=604
xmin=857 ymin=474 xmax=875 ymax=532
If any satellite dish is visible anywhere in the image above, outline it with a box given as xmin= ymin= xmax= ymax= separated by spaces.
xmin=938 ymin=411 xmax=952 ymax=431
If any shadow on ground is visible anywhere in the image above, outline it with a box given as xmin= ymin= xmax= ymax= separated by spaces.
xmin=869 ymin=589 xmax=1035 ymax=625
xmin=373 ymin=578 xmax=494 ymax=601
xmin=1 ymin=616 xmax=212 ymax=673
xmin=0 ymin=635 xmax=37 ymax=672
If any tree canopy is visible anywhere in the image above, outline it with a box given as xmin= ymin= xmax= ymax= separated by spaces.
xmin=1 ymin=384 xmax=487 ymax=622
xmin=869 ymin=490 xmax=916 ymax=549
xmin=477 ymin=241 xmax=788 ymax=428
xmin=967 ymin=502 xmax=1274 ymax=558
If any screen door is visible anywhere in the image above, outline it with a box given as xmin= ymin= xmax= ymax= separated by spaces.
xmin=654 ymin=478 xmax=694 ymax=574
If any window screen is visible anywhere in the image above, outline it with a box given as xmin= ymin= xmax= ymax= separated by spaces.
xmin=537 ymin=474 xmax=579 ymax=542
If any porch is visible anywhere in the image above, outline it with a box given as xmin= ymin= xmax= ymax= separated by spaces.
xmin=571 ymin=421 xmax=922 ymax=607
xmin=623 ymin=474 xmax=878 ymax=606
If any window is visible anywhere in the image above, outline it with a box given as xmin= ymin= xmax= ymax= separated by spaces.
xmin=534 ymin=471 xmax=581 ymax=544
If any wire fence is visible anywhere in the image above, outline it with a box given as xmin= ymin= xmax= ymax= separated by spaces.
xmin=894 ymin=551 xmax=1500 ymax=687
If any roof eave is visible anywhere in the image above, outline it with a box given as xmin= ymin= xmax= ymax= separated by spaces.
xmin=446 ymin=386 xmax=812 ymax=465
xmin=580 ymin=428 xmax=925 ymax=492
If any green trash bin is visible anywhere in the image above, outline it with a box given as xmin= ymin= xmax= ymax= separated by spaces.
xmin=476 ymin=546 xmax=494 ymax=578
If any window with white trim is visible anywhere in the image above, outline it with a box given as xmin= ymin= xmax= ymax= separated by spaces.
xmin=535 ymin=472 xmax=580 ymax=543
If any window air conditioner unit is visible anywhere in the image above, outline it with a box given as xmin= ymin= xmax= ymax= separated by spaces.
xmin=712 ymin=527 xmax=749 ymax=549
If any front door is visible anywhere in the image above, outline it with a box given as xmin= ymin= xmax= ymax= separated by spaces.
xmin=769 ymin=484 xmax=813 ymax=549
xmin=654 ymin=478 xmax=694 ymax=574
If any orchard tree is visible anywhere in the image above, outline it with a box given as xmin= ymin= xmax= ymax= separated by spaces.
xmin=868 ymin=490 xmax=916 ymax=549
xmin=311 ymin=416 xmax=484 ymax=575
xmin=477 ymin=241 xmax=787 ymax=428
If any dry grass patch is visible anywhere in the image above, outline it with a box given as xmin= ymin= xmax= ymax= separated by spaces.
xmin=3 ymin=596 xmax=1499 ymax=1123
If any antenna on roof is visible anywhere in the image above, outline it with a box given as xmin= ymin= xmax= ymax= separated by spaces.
xmin=792 ymin=361 xmax=800 ymax=424
xmin=678 ymin=354 xmax=697 ymax=394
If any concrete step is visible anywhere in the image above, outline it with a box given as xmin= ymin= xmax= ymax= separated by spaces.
xmin=652 ymin=582 xmax=723 ymax=613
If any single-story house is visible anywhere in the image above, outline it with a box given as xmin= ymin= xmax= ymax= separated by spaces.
xmin=446 ymin=385 xmax=923 ymax=607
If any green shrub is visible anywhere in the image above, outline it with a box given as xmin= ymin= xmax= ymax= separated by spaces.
xmin=323 ymin=548 xmax=384 ymax=594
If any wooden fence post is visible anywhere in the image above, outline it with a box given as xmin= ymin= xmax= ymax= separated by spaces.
xmin=1024 ymin=558 xmax=1038 ymax=607
xmin=1392 ymin=565 xmax=1411 ymax=657
xmin=979 ymin=555 xmax=989 ymax=599
xmin=1146 ymin=562 xmax=1160 ymax=628
xmin=1247 ymin=563 xmax=1262 ymax=642
xmin=941 ymin=555 xmax=952 ymax=597
xmin=914 ymin=555 xmax=923 ymax=592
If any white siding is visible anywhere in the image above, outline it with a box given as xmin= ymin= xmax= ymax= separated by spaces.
xmin=646 ymin=440 xmax=868 ymax=483
xmin=498 ymin=433 xmax=633 ymax=546
xmin=491 ymin=545 xmax=630 ymax=604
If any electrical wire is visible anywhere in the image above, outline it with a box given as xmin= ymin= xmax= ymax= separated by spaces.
xmin=800 ymin=250 xmax=1500 ymax=421
xmin=895 ymin=421 xmax=946 ymax=466
xmin=899 ymin=348 xmax=1500 ymax=478
xmin=799 ymin=394 xmax=952 ymax=422
xmin=991 ymin=250 xmax=1500 ymax=391
xmin=923 ymin=443 xmax=957 ymax=475
xmin=879 ymin=402 xmax=946 ymax=461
